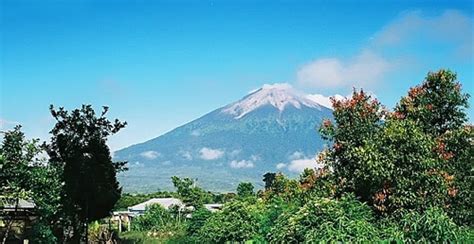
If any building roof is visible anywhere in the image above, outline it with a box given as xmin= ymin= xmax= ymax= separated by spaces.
xmin=204 ymin=203 xmax=223 ymax=212
xmin=128 ymin=198 xmax=183 ymax=212
xmin=1 ymin=198 xmax=35 ymax=209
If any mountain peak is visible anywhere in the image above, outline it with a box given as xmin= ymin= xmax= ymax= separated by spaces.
xmin=260 ymin=83 xmax=293 ymax=91
xmin=222 ymin=83 xmax=323 ymax=119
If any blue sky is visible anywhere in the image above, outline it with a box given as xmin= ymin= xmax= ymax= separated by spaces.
xmin=1 ymin=0 xmax=473 ymax=150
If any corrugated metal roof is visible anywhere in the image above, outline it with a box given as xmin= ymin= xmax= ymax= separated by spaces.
xmin=1 ymin=198 xmax=35 ymax=209
xmin=128 ymin=198 xmax=183 ymax=212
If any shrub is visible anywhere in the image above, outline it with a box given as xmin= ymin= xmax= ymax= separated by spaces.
xmin=398 ymin=207 xmax=465 ymax=242
xmin=132 ymin=204 xmax=173 ymax=232
xmin=268 ymin=194 xmax=380 ymax=242
xmin=187 ymin=207 xmax=212 ymax=236
xmin=197 ymin=200 xmax=260 ymax=242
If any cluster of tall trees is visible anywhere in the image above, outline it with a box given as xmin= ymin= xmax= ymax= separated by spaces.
xmin=0 ymin=105 xmax=126 ymax=243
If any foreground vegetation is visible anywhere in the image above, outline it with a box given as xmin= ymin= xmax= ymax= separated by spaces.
xmin=119 ymin=70 xmax=474 ymax=243
xmin=1 ymin=69 xmax=473 ymax=242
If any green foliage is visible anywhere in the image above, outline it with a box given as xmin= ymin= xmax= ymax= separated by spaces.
xmin=29 ymin=221 xmax=58 ymax=244
xmin=132 ymin=204 xmax=173 ymax=232
xmin=257 ymin=196 xmax=297 ymax=239
xmin=237 ymin=182 xmax=255 ymax=198
xmin=198 ymin=200 xmax=260 ymax=242
xmin=171 ymin=176 xmax=212 ymax=207
xmin=187 ymin=207 xmax=212 ymax=236
xmin=441 ymin=126 xmax=474 ymax=226
xmin=0 ymin=126 xmax=38 ymax=199
xmin=27 ymin=164 xmax=64 ymax=240
xmin=319 ymin=74 xmax=470 ymax=215
xmin=262 ymin=173 xmax=302 ymax=204
xmin=395 ymin=70 xmax=470 ymax=136
xmin=298 ymin=167 xmax=336 ymax=200
xmin=262 ymin=172 xmax=276 ymax=190
xmin=397 ymin=207 xmax=464 ymax=242
xmin=0 ymin=126 xmax=42 ymax=243
xmin=268 ymin=194 xmax=380 ymax=242
xmin=45 ymin=104 xmax=127 ymax=241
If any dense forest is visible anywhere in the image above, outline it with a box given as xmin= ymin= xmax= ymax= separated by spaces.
xmin=1 ymin=69 xmax=473 ymax=243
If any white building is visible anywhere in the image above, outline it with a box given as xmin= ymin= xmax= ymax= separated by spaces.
xmin=127 ymin=198 xmax=184 ymax=215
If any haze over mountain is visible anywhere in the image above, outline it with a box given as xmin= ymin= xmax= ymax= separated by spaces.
xmin=115 ymin=84 xmax=335 ymax=192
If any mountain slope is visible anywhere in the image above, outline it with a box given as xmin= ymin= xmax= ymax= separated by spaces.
xmin=114 ymin=84 xmax=334 ymax=192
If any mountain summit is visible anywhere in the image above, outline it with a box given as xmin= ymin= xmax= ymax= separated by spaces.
xmin=222 ymin=84 xmax=323 ymax=119
xmin=115 ymin=84 xmax=334 ymax=192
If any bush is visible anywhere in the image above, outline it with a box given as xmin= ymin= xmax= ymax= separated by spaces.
xmin=268 ymin=194 xmax=380 ymax=242
xmin=132 ymin=204 xmax=173 ymax=232
xmin=398 ymin=207 xmax=465 ymax=242
xmin=197 ymin=200 xmax=260 ymax=242
xmin=187 ymin=207 xmax=212 ymax=236
xmin=29 ymin=221 xmax=57 ymax=244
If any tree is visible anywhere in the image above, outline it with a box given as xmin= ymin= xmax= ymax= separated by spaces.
xmin=395 ymin=70 xmax=469 ymax=137
xmin=395 ymin=69 xmax=472 ymax=226
xmin=132 ymin=204 xmax=172 ymax=232
xmin=236 ymin=182 xmax=254 ymax=198
xmin=262 ymin=172 xmax=276 ymax=190
xmin=44 ymin=105 xmax=127 ymax=242
xmin=171 ymin=176 xmax=211 ymax=207
xmin=0 ymin=126 xmax=39 ymax=244
xmin=187 ymin=207 xmax=212 ymax=236
xmin=198 ymin=200 xmax=260 ymax=242
xmin=319 ymin=70 xmax=472 ymax=218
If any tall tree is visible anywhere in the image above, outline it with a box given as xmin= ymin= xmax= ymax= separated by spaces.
xmin=320 ymin=70 xmax=472 ymax=218
xmin=0 ymin=126 xmax=39 ymax=244
xmin=171 ymin=176 xmax=211 ymax=207
xmin=395 ymin=70 xmax=472 ymax=225
xmin=44 ymin=105 xmax=127 ymax=242
xmin=236 ymin=182 xmax=254 ymax=198
xmin=395 ymin=70 xmax=469 ymax=136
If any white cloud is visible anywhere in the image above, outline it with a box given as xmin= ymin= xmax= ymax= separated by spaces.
xmin=306 ymin=94 xmax=346 ymax=109
xmin=296 ymin=50 xmax=392 ymax=89
xmin=140 ymin=150 xmax=161 ymax=160
xmin=230 ymin=159 xmax=255 ymax=169
xmin=276 ymin=163 xmax=287 ymax=170
xmin=296 ymin=10 xmax=473 ymax=89
xmin=374 ymin=10 xmax=472 ymax=53
xmin=199 ymin=147 xmax=224 ymax=160
xmin=288 ymin=151 xmax=304 ymax=160
xmin=179 ymin=150 xmax=193 ymax=160
xmin=287 ymin=158 xmax=323 ymax=173
xmin=190 ymin=130 xmax=201 ymax=137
